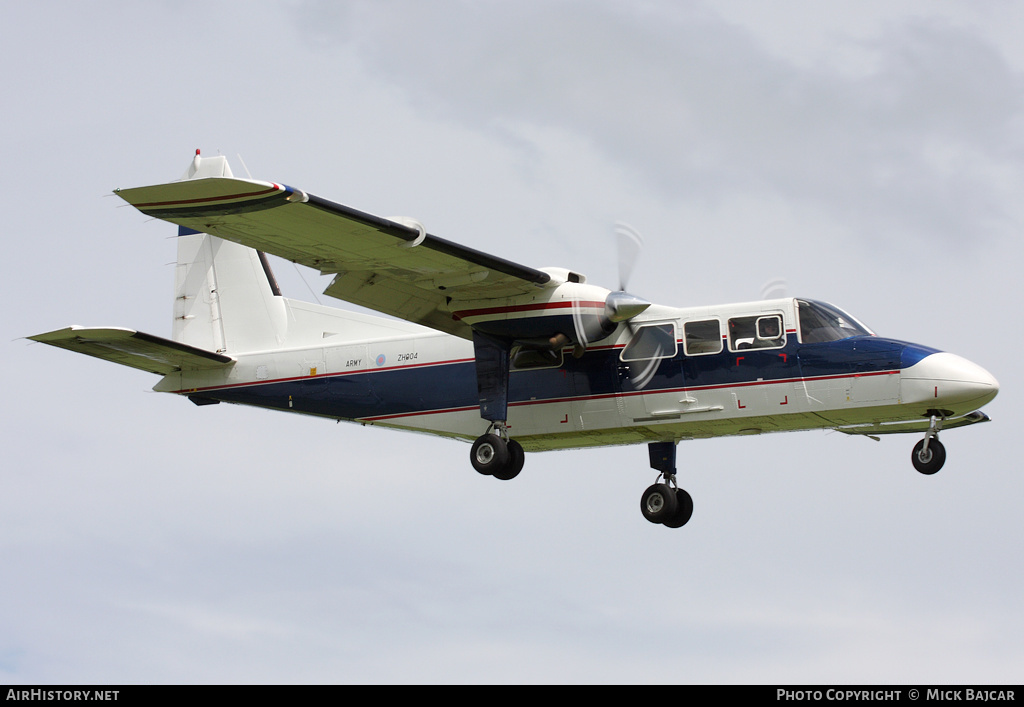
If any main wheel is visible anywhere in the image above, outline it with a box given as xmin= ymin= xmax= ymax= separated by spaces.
xmin=912 ymin=438 xmax=946 ymax=475
xmin=641 ymin=483 xmax=679 ymax=524
xmin=471 ymin=434 xmax=510 ymax=476
xmin=662 ymin=488 xmax=694 ymax=528
xmin=493 ymin=439 xmax=525 ymax=481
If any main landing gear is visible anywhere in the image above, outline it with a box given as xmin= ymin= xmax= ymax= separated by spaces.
xmin=471 ymin=424 xmax=525 ymax=481
xmin=641 ymin=479 xmax=694 ymax=528
xmin=642 ymin=441 xmax=693 ymax=528
xmin=912 ymin=414 xmax=946 ymax=475
xmin=471 ymin=434 xmax=694 ymax=527
xmin=469 ymin=333 xmax=524 ymax=481
xmin=468 ymin=334 xmax=691 ymax=525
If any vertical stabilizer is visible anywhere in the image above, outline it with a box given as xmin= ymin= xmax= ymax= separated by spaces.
xmin=171 ymin=152 xmax=288 ymax=353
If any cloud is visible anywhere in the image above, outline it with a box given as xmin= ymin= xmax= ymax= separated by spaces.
xmin=295 ymin=1 xmax=1024 ymax=245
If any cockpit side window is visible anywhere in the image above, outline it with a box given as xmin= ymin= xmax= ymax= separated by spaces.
xmin=797 ymin=299 xmax=874 ymax=343
xmin=621 ymin=323 xmax=677 ymax=362
xmin=728 ymin=314 xmax=786 ymax=351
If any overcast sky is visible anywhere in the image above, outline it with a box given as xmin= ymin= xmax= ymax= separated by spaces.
xmin=3 ymin=0 xmax=1022 ymax=684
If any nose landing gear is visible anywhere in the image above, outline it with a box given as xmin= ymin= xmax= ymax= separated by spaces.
xmin=912 ymin=414 xmax=946 ymax=475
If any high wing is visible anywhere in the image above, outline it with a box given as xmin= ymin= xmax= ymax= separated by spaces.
xmin=114 ymin=178 xmax=552 ymax=339
xmin=28 ymin=327 xmax=234 ymax=375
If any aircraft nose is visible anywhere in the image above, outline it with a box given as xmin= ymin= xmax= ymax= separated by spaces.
xmin=902 ymin=352 xmax=999 ymax=410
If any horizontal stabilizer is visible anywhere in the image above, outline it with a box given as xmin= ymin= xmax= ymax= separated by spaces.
xmin=29 ymin=326 xmax=234 ymax=375
xmin=835 ymin=410 xmax=991 ymax=437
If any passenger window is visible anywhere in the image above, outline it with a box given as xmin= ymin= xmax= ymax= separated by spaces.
xmin=684 ymin=319 xmax=722 ymax=355
xmin=756 ymin=316 xmax=783 ymax=344
xmin=621 ymin=323 xmax=677 ymax=362
xmin=728 ymin=314 xmax=785 ymax=351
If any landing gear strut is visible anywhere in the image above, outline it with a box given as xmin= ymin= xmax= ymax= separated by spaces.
xmin=642 ymin=441 xmax=693 ymax=528
xmin=470 ymin=332 xmax=525 ymax=481
xmin=912 ymin=415 xmax=946 ymax=475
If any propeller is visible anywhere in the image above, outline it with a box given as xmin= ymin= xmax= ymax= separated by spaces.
xmin=609 ymin=222 xmax=650 ymax=323
xmin=760 ymin=277 xmax=790 ymax=300
xmin=615 ymin=222 xmax=644 ymax=292
xmin=612 ymin=222 xmax=664 ymax=389
xmin=569 ymin=222 xmax=652 ymax=359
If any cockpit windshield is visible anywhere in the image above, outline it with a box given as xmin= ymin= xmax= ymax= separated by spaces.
xmin=797 ymin=299 xmax=875 ymax=343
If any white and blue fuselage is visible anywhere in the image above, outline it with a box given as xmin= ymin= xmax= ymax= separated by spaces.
xmin=156 ymin=296 xmax=998 ymax=451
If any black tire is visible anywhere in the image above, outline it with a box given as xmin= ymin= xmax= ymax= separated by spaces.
xmin=641 ymin=483 xmax=679 ymax=524
xmin=912 ymin=439 xmax=946 ymax=475
xmin=471 ymin=434 xmax=510 ymax=476
xmin=493 ymin=439 xmax=525 ymax=481
xmin=662 ymin=488 xmax=694 ymax=528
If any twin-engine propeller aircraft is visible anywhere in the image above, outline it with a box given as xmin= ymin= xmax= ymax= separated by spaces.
xmin=31 ymin=152 xmax=999 ymax=528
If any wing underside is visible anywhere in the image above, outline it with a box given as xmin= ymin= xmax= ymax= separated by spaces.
xmin=115 ymin=178 xmax=552 ymax=339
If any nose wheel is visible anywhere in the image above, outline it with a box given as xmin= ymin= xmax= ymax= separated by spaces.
xmin=912 ymin=438 xmax=946 ymax=475
xmin=912 ymin=414 xmax=947 ymax=475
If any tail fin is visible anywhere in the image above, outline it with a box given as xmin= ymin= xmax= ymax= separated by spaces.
xmin=31 ymin=152 xmax=435 ymax=377
xmin=171 ymin=153 xmax=289 ymax=353
xmin=171 ymin=151 xmax=439 ymax=355
xmin=173 ymin=230 xmax=290 ymax=353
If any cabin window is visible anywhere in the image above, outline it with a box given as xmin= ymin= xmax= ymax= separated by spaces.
xmin=728 ymin=314 xmax=786 ymax=351
xmin=797 ymin=299 xmax=874 ymax=343
xmin=684 ymin=319 xmax=722 ymax=355
xmin=621 ymin=323 xmax=677 ymax=362
xmin=511 ymin=345 xmax=564 ymax=371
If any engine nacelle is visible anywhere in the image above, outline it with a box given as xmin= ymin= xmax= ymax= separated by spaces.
xmin=450 ymin=279 xmax=649 ymax=350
